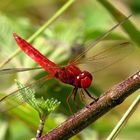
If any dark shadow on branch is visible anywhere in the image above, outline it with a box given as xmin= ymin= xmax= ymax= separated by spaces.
xmin=39 ymin=70 xmax=140 ymax=140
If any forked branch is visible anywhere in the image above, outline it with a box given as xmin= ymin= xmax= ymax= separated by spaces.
xmin=39 ymin=70 xmax=140 ymax=140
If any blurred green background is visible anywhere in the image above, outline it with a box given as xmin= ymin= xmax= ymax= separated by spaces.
xmin=0 ymin=0 xmax=140 ymax=140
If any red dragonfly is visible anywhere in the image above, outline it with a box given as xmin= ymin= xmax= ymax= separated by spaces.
xmin=0 ymin=15 xmax=132 ymax=113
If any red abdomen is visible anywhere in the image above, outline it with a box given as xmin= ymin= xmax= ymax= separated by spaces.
xmin=13 ymin=33 xmax=60 ymax=74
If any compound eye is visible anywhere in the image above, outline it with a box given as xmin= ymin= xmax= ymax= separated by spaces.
xmin=80 ymin=71 xmax=92 ymax=88
xmin=74 ymin=71 xmax=93 ymax=88
xmin=81 ymin=71 xmax=92 ymax=80
xmin=81 ymin=76 xmax=92 ymax=89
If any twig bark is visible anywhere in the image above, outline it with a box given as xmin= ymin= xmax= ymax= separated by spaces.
xmin=36 ymin=115 xmax=46 ymax=138
xmin=39 ymin=70 xmax=140 ymax=140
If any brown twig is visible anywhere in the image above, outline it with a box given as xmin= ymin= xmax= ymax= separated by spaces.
xmin=39 ymin=70 xmax=140 ymax=140
xmin=36 ymin=115 xmax=46 ymax=138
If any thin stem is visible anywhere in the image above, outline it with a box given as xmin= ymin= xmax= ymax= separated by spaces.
xmin=36 ymin=115 xmax=46 ymax=138
xmin=0 ymin=0 xmax=75 ymax=68
xmin=106 ymin=94 xmax=140 ymax=140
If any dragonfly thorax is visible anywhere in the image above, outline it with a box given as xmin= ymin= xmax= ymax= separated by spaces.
xmin=74 ymin=71 xmax=92 ymax=89
xmin=55 ymin=64 xmax=92 ymax=89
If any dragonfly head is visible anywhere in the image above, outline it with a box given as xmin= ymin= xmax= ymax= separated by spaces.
xmin=75 ymin=71 xmax=92 ymax=89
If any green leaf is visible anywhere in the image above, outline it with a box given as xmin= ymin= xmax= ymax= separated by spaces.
xmin=15 ymin=80 xmax=60 ymax=116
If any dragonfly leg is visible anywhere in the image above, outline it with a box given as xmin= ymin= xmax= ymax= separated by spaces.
xmin=84 ymin=89 xmax=96 ymax=101
xmin=66 ymin=87 xmax=77 ymax=114
xmin=79 ymin=89 xmax=86 ymax=104
xmin=72 ymin=88 xmax=79 ymax=110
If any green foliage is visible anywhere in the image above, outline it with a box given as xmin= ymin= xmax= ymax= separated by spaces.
xmin=15 ymin=80 xmax=60 ymax=116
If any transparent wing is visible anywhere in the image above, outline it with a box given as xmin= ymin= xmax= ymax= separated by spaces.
xmin=73 ymin=40 xmax=133 ymax=73
xmin=73 ymin=15 xmax=132 ymax=63
xmin=0 ymin=75 xmax=53 ymax=112
xmin=0 ymin=66 xmax=60 ymax=75
xmin=0 ymin=67 xmax=42 ymax=75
